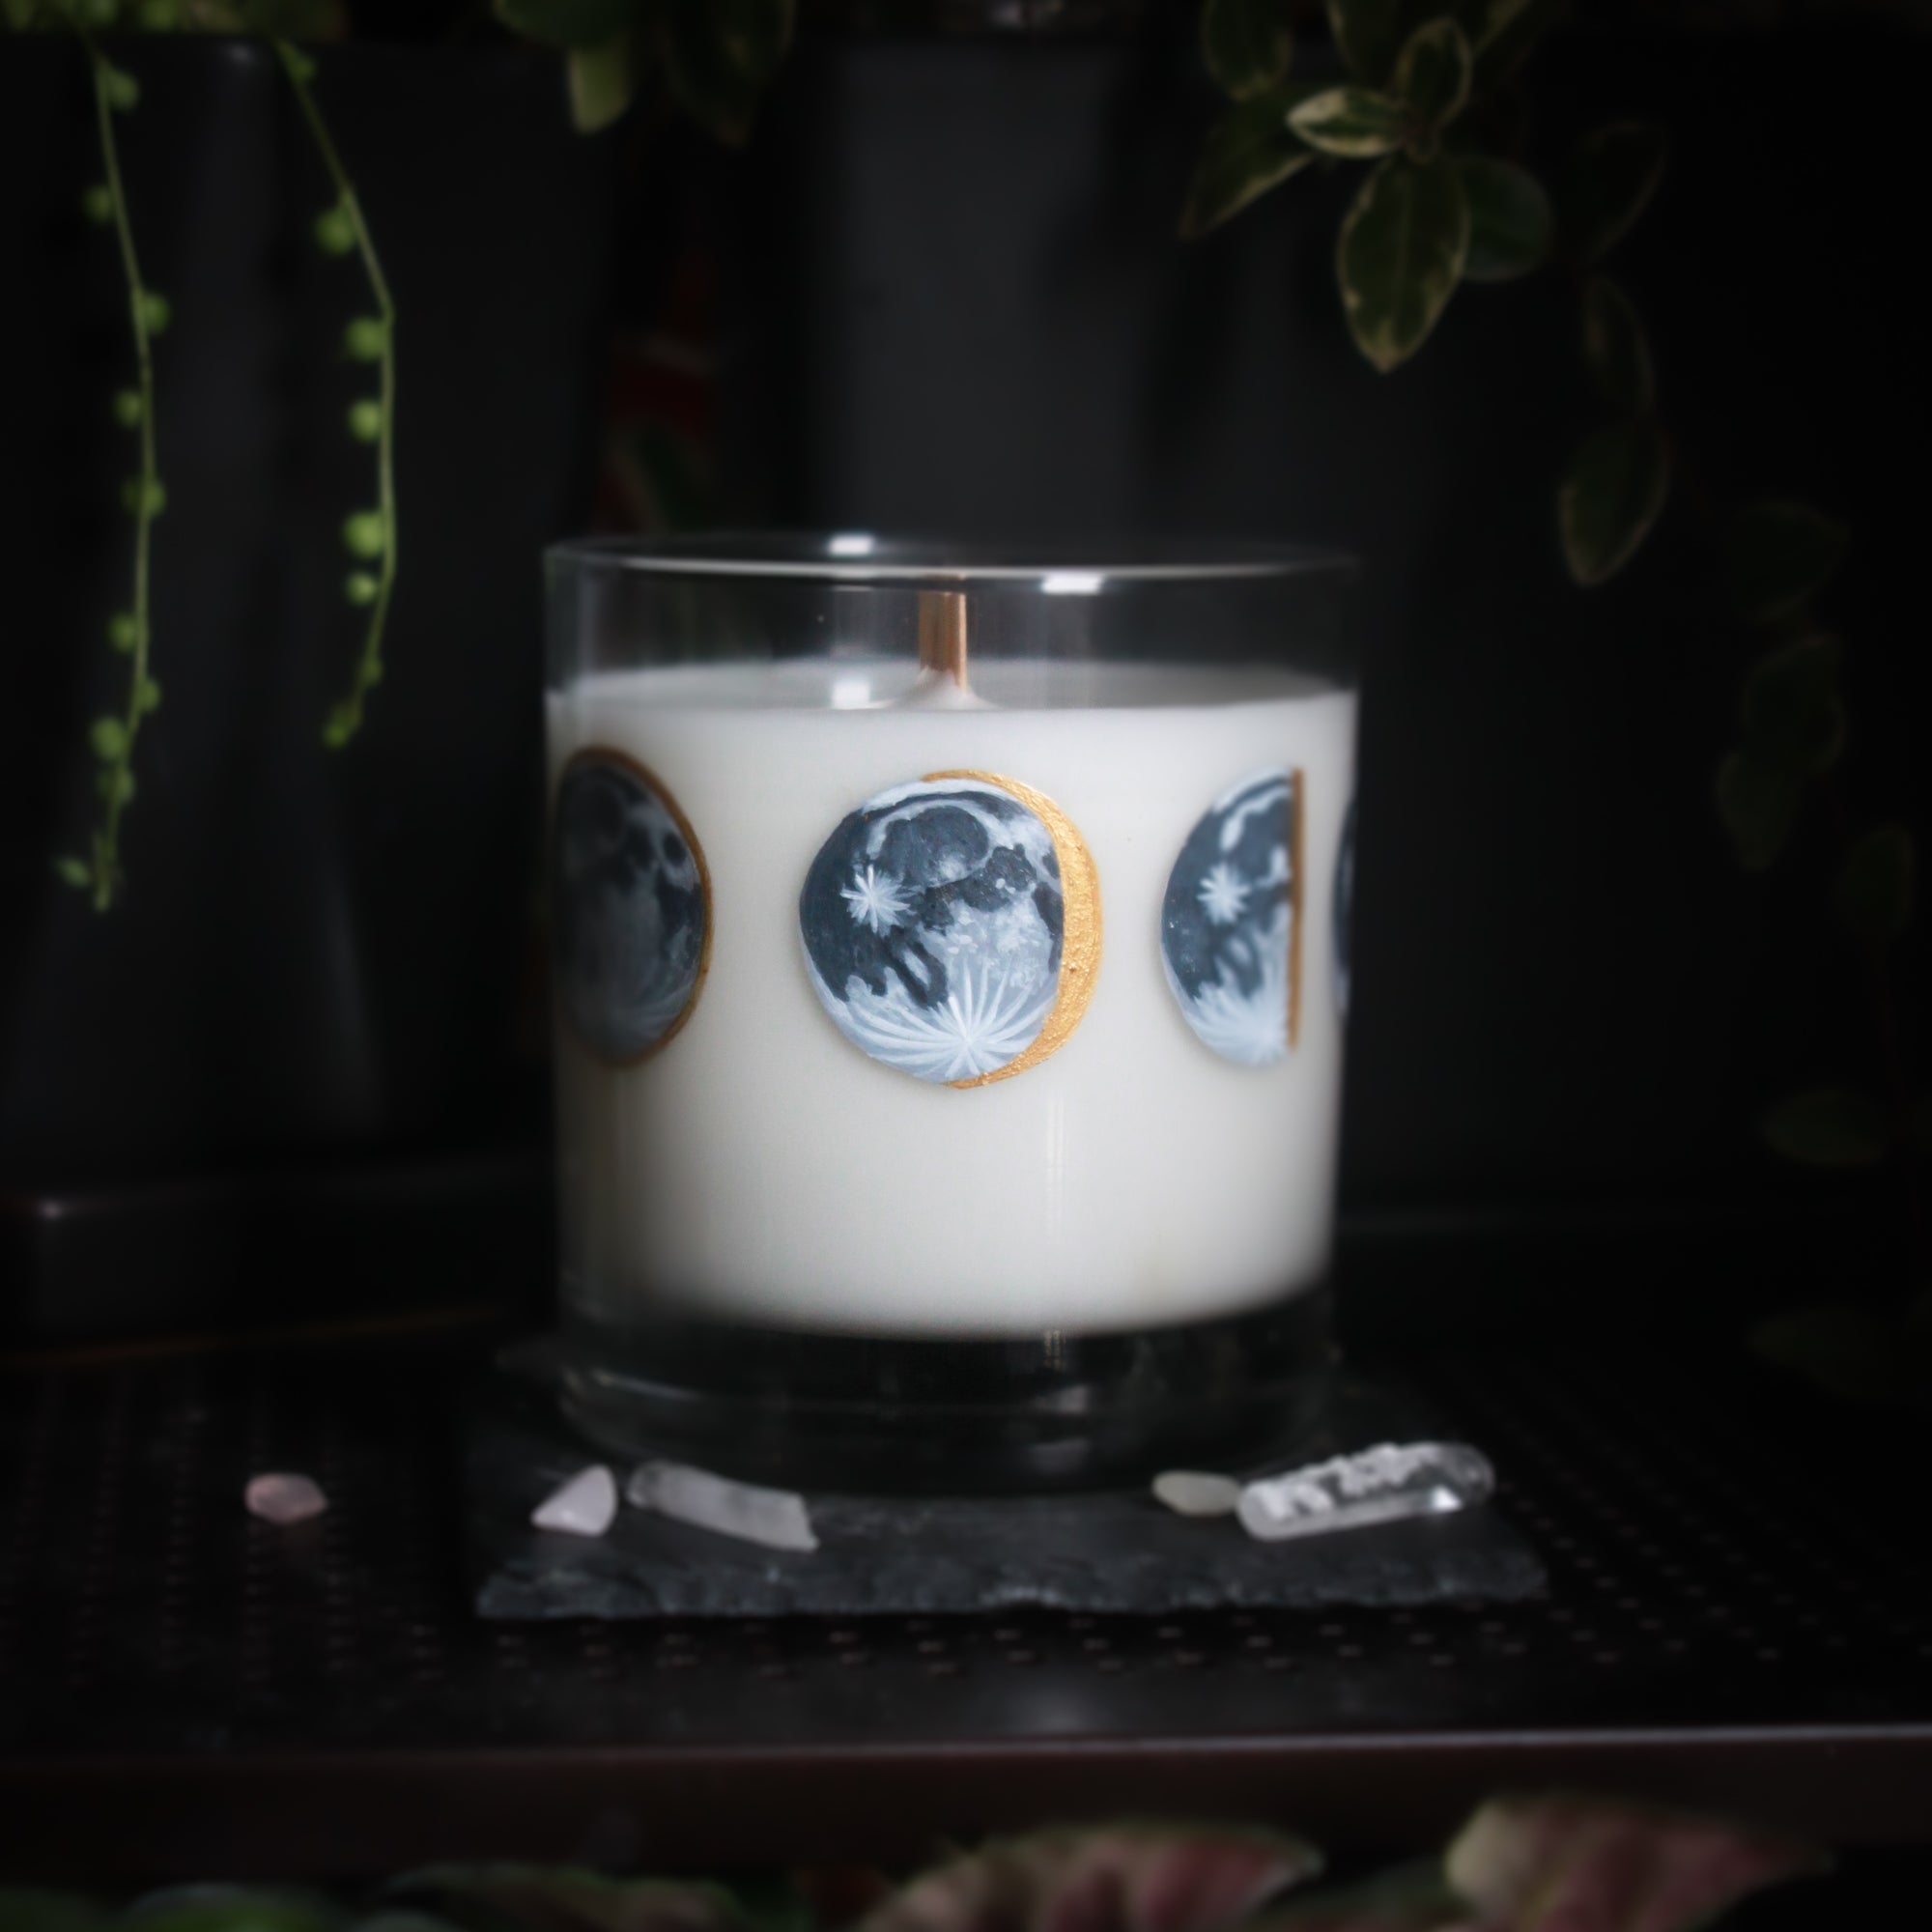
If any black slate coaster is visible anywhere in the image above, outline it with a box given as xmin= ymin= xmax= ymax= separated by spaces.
xmin=469 ymin=1372 xmax=1546 ymax=1619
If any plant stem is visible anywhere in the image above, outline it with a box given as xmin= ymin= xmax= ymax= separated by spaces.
xmin=85 ymin=37 xmax=158 ymax=914
xmin=274 ymin=38 xmax=397 ymax=746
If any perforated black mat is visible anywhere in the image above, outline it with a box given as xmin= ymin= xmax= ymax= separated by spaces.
xmin=2 ymin=1324 xmax=1930 ymax=1878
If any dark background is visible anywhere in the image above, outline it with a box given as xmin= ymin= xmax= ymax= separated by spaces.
xmin=2 ymin=3 xmax=1927 ymax=1327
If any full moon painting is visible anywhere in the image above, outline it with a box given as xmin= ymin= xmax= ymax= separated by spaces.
xmin=800 ymin=774 xmax=1094 ymax=1085
xmin=553 ymin=751 xmax=710 ymax=1064
xmin=1162 ymin=768 xmax=1302 ymax=1067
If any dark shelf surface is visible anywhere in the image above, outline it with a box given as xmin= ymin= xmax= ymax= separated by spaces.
xmin=3 ymin=1294 xmax=1930 ymax=1879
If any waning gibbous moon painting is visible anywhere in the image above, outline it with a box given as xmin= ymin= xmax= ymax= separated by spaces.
xmin=799 ymin=771 xmax=1100 ymax=1087
xmin=1161 ymin=768 xmax=1305 ymax=1067
xmin=552 ymin=750 xmax=711 ymax=1065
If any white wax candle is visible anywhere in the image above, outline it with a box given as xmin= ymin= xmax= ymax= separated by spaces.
xmin=549 ymin=658 xmax=1357 ymax=1341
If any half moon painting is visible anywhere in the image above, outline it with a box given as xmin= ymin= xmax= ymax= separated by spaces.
xmin=552 ymin=750 xmax=711 ymax=1064
xmin=1161 ymin=768 xmax=1303 ymax=1066
xmin=800 ymin=771 xmax=1099 ymax=1087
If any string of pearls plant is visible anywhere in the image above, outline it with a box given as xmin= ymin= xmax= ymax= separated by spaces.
xmin=33 ymin=4 xmax=392 ymax=908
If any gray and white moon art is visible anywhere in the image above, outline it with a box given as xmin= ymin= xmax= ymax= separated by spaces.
xmin=800 ymin=773 xmax=1095 ymax=1086
xmin=1161 ymin=768 xmax=1301 ymax=1066
xmin=553 ymin=751 xmax=710 ymax=1063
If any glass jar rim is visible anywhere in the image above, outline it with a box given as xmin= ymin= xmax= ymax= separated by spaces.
xmin=548 ymin=530 xmax=1357 ymax=588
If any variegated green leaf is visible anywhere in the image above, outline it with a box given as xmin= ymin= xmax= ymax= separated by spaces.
xmin=1337 ymin=155 xmax=1470 ymax=370
xmin=1558 ymin=120 xmax=1667 ymax=263
xmin=1181 ymin=92 xmax=1319 ymax=239
xmin=1291 ymin=85 xmax=1409 ymax=158
xmin=1202 ymin=0 xmax=1296 ymax=101
xmin=657 ymin=0 xmax=794 ymax=146
xmin=1558 ymin=419 xmax=1669 ymax=584
xmin=1460 ymin=156 xmax=1550 ymax=281
xmin=1722 ymin=500 xmax=1850 ymax=625
xmin=567 ymin=35 xmax=634 ymax=132
xmin=1580 ymin=274 xmax=1652 ymax=413
xmin=1393 ymin=19 xmax=1471 ymax=130
xmin=1447 ymin=1796 xmax=1825 ymax=1932
xmin=1836 ymin=824 xmax=1915 ymax=944
xmin=1324 ymin=0 xmax=1416 ymax=85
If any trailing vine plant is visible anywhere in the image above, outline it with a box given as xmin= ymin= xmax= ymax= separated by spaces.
xmin=56 ymin=25 xmax=167 ymax=911
xmin=10 ymin=0 xmax=795 ymax=907
xmin=274 ymin=35 xmax=399 ymax=751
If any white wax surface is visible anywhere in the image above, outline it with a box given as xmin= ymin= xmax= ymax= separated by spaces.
xmin=549 ymin=658 xmax=1357 ymax=1340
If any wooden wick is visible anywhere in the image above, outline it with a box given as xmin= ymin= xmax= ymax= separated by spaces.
xmin=917 ymin=588 xmax=969 ymax=690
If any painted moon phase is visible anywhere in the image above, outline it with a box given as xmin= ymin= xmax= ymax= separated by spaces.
xmin=800 ymin=770 xmax=1100 ymax=1087
xmin=1161 ymin=768 xmax=1302 ymax=1066
xmin=552 ymin=750 xmax=710 ymax=1064
xmin=1334 ymin=795 xmax=1356 ymax=1018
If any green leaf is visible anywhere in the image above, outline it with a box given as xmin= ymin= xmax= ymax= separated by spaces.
xmin=1393 ymin=19 xmax=1470 ymax=130
xmin=90 ymin=717 xmax=128 ymax=762
xmin=1289 ymin=85 xmax=1408 ymax=157
xmin=1721 ymin=500 xmax=1850 ymax=625
xmin=4 ymin=1 xmax=43 ymax=30
xmin=1836 ymin=823 xmax=1915 ymax=945
xmin=1459 ymin=0 xmax=1567 ymax=91
xmin=1325 ymin=0 xmax=1415 ymax=85
xmin=52 ymin=858 xmax=93 ymax=892
xmin=1752 ymin=1305 xmax=1923 ymax=1405
xmin=1459 ymin=156 xmax=1550 ymax=282
xmin=1715 ymin=751 xmax=1804 ymax=872
xmin=1579 ymin=273 xmax=1652 ymax=413
xmin=134 ymin=676 xmax=162 ymax=715
xmin=1337 ymin=154 xmax=1470 ymax=370
xmin=657 ymin=0 xmax=794 ymax=146
xmin=1760 ymin=1089 xmax=1890 ymax=1168
xmin=1557 ymin=419 xmax=1669 ymax=585
xmin=1557 ymin=120 xmax=1667 ymax=264
xmin=1447 ymin=1797 xmax=1824 ymax=1932
xmin=1739 ymin=634 xmax=1845 ymax=777
xmin=1202 ymin=0 xmax=1295 ymax=101
xmin=493 ymin=0 xmax=632 ymax=48
xmin=567 ymin=34 xmax=634 ymax=131
xmin=1180 ymin=91 xmax=1317 ymax=239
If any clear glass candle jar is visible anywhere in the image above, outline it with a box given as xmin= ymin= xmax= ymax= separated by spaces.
xmin=546 ymin=535 xmax=1357 ymax=1492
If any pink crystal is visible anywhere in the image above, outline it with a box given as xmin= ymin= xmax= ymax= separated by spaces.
xmin=244 ymin=1471 xmax=328 ymax=1525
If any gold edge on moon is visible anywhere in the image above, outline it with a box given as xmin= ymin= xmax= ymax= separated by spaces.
xmin=557 ymin=745 xmax=714 ymax=1070
xmin=921 ymin=768 xmax=1101 ymax=1090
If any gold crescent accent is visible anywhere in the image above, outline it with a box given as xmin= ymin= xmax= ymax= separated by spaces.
xmin=922 ymin=768 xmax=1102 ymax=1089
xmin=555 ymin=746 xmax=713 ymax=1068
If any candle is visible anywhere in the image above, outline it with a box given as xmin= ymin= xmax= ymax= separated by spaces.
xmin=548 ymin=651 xmax=1357 ymax=1342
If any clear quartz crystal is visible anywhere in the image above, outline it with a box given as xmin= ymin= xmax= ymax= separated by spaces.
xmin=1236 ymin=1440 xmax=1494 ymax=1543
xmin=627 ymin=1460 xmax=819 ymax=1551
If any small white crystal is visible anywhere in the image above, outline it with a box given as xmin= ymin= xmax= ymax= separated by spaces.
xmin=1237 ymin=1440 xmax=1494 ymax=1544
xmin=626 ymin=1460 xmax=818 ymax=1552
xmin=531 ymin=1463 xmax=618 ymax=1537
xmin=244 ymin=1471 xmax=327 ymax=1526
xmin=1151 ymin=1469 xmax=1242 ymax=1518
